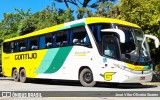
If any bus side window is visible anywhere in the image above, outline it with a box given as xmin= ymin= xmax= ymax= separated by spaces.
xmin=89 ymin=24 xmax=111 ymax=43
xmin=56 ymin=33 xmax=61 ymax=47
xmin=56 ymin=30 xmax=68 ymax=47
xmin=10 ymin=42 xmax=17 ymax=53
xmin=30 ymin=37 xmax=39 ymax=50
xmin=45 ymin=34 xmax=53 ymax=48
xmin=3 ymin=42 xmax=10 ymax=53
xmin=103 ymin=36 xmax=118 ymax=59
xmin=72 ymin=26 xmax=91 ymax=47
xmin=19 ymin=40 xmax=27 ymax=52
xmin=52 ymin=34 xmax=56 ymax=47
xmin=10 ymin=42 xmax=13 ymax=52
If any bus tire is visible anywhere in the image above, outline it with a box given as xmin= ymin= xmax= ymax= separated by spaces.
xmin=12 ymin=69 xmax=19 ymax=82
xmin=19 ymin=69 xmax=28 ymax=83
xmin=80 ymin=68 xmax=96 ymax=87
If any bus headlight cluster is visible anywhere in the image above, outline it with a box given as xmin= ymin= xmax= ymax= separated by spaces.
xmin=117 ymin=65 xmax=152 ymax=74
xmin=118 ymin=65 xmax=131 ymax=72
xmin=118 ymin=65 xmax=141 ymax=74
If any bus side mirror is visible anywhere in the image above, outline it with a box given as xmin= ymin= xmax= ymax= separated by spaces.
xmin=101 ymin=29 xmax=125 ymax=43
xmin=144 ymin=34 xmax=159 ymax=48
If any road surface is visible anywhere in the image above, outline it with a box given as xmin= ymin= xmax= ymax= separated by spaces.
xmin=0 ymin=77 xmax=160 ymax=100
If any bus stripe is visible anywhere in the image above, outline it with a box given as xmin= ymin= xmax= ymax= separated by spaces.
xmin=44 ymin=46 xmax=73 ymax=73
xmin=35 ymin=48 xmax=59 ymax=73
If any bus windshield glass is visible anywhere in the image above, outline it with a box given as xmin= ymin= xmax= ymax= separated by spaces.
xmin=116 ymin=25 xmax=151 ymax=64
xmin=89 ymin=23 xmax=151 ymax=64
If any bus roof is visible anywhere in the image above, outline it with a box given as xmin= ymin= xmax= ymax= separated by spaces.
xmin=4 ymin=17 xmax=140 ymax=42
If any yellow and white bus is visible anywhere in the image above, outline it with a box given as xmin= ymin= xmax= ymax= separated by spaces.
xmin=2 ymin=17 xmax=159 ymax=87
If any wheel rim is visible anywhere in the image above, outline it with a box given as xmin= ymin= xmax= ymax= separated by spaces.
xmin=83 ymin=72 xmax=93 ymax=83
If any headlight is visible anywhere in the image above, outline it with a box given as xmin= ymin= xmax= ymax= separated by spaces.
xmin=125 ymin=67 xmax=131 ymax=72
xmin=117 ymin=65 xmax=151 ymax=74
xmin=118 ymin=65 xmax=131 ymax=72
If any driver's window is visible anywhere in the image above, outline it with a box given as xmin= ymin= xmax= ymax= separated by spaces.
xmin=102 ymin=36 xmax=118 ymax=59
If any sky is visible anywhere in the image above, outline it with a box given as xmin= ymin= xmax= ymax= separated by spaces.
xmin=0 ymin=0 xmax=119 ymax=21
xmin=0 ymin=0 xmax=66 ymax=21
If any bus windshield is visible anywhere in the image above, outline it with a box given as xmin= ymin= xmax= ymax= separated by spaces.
xmin=89 ymin=24 xmax=151 ymax=64
xmin=116 ymin=25 xmax=151 ymax=64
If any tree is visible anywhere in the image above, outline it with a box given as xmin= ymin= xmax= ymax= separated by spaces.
xmin=10 ymin=4 xmax=74 ymax=35
xmin=0 ymin=5 xmax=74 ymax=60
xmin=55 ymin=0 xmax=116 ymax=8
xmin=0 ymin=8 xmax=32 ymax=36
xmin=55 ymin=0 xmax=117 ymax=19
xmin=107 ymin=0 xmax=160 ymax=65
xmin=17 ymin=16 xmax=37 ymax=35
xmin=31 ymin=4 xmax=74 ymax=30
xmin=110 ymin=0 xmax=160 ymax=37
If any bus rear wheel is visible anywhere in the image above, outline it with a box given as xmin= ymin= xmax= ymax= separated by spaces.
xmin=12 ymin=69 xmax=19 ymax=82
xmin=80 ymin=68 xmax=96 ymax=87
xmin=20 ymin=69 xmax=29 ymax=83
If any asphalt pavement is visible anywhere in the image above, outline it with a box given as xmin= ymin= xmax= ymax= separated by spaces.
xmin=0 ymin=77 xmax=160 ymax=100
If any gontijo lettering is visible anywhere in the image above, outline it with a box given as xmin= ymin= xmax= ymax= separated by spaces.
xmin=15 ymin=53 xmax=37 ymax=60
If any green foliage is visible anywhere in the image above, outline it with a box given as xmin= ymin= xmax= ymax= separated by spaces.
xmin=0 ymin=4 xmax=74 ymax=61
xmin=94 ymin=2 xmax=113 ymax=17
xmin=18 ymin=16 xmax=37 ymax=35
xmin=76 ymin=1 xmax=115 ymax=19
xmin=155 ymin=64 xmax=160 ymax=71
xmin=109 ymin=0 xmax=160 ymax=39
xmin=0 ymin=4 xmax=74 ymax=36
xmin=55 ymin=0 xmax=117 ymax=19
xmin=33 ymin=5 xmax=74 ymax=30
xmin=55 ymin=0 xmax=117 ymax=8
xmin=106 ymin=0 xmax=160 ymax=65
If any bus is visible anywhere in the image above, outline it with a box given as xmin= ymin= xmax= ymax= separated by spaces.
xmin=2 ymin=17 xmax=159 ymax=87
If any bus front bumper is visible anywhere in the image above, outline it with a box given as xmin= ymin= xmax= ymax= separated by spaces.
xmin=118 ymin=69 xmax=152 ymax=83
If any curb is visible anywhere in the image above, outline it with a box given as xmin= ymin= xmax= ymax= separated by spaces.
xmin=142 ymin=82 xmax=160 ymax=86
xmin=0 ymin=77 xmax=13 ymax=80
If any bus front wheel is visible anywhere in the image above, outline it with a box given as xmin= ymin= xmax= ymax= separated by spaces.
xmin=20 ymin=69 xmax=29 ymax=83
xmin=12 ymin=69 xmax=19 ymax=82
xmin=80 ymin=68 xmax=96 ymax=87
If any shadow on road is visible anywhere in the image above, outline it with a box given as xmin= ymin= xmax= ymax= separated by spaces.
xmin=30 ymin=79 xmax=158 ymax=89
xmin=0 ymin=77 xmax=158 ymax=89
xmin=102 ymin=83 xmax=158 ymax=89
